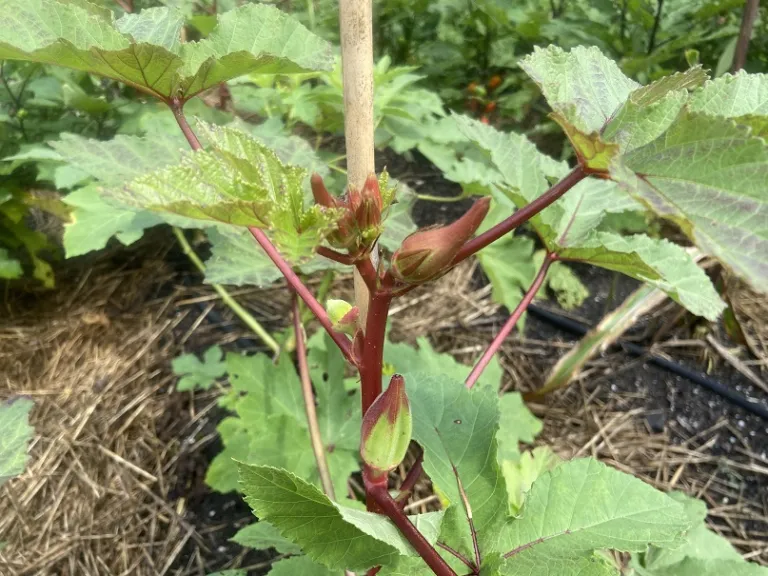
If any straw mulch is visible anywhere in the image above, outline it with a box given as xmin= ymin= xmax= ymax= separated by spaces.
xmin=0 ymin=259 xmax=194 ymax=576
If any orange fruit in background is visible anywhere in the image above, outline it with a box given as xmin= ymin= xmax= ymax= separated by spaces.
xmin=488 ymin=75 xmax=502 ymax=90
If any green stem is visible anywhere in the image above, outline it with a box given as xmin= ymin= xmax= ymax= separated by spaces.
xmin=172 ymin=227 xmax=280 ymax=355
xmin=415 ymin=193 xmax=466 ymax=203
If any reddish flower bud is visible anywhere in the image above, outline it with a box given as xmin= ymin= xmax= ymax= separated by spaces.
xmin=360 ymin=374 xmax=412 ymax=480
xmin=311 ymin=173 xmax=337 ymax=208
xmin=313 ymin=172 xmax=384 ymax=254
xmin=392 ymin=197 xmax=491 ymax=283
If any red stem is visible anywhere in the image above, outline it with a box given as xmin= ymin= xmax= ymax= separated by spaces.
xmin=248 ymin=227 xmax=356 ymax=365
xmin=452 ymin=166 xmax=586 ymax=265
xmin=367 ymin=483 xmax=458 ymax=576
xmin=356 ymin=257 xmax=380 ymax=295
xmin=317 ymin=246 xmax=356 ymax=265
xmin=170 ymin=98 xmax=202 ymax=151
xmin=464 ymin=254 xmax=555 ymax=389
xmin=360 ymin=290 xmax=392 ymax=415
xmin=396 ymin=449 xmax=424 ymax=505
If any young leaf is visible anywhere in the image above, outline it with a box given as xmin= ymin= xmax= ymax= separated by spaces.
xmin=498 ymin=458 xmax=690 ymax=574
xmin=0 ymin=396 xmax=34 ymax=486
xmin=0 ymin=1 xmax=333 ymax=100
xmin=501 ymin=447 xmax=561 ymax=515
xmin=109 ymin=123 xmax=340 ymax=260
xmin=497 ymin=392 xmax=542 ymax=462
xmin=230 ymin=521 xmax=302 ymax=555
xmin=238 ymin=464 xmax=442 ymax=571
xmin=520 ymin=46 xmax=640 ymax=136
xmin=172 ymin=345 xmax=227 ymax=391
xmin=404 ymin=372 xmax=508 ymax=558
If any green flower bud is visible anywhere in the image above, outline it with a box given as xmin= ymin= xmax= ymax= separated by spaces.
xmin=360 ymin=375 xmax=412 ymax=480
xmin=326 ymin=299 xmax=359 ymax=335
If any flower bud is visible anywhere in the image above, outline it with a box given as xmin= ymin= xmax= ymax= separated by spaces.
xmin=391 ymin=197 xmax=491 ymax=283
xmin=326 ymin=299 xmax=359 ymax=335
xmin=360 ymin=374 xmax=412 ymax=479
xmin=311 ymin=173 xmax=337 ymax=209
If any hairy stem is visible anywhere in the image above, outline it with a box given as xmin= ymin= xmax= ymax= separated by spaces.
xmin=293 ymin=293 xmax=337 ymax=500
xmin=170 ymin=97 xmax=202 ymax=151
xmin=367 ymin=483 xmax=458 ymax=576
xmin=249 ymin=227 xmax=356 ymax=365
xmin=732 ymin=0 xmax=760 ymax=72
xmin=317 ymin=246 xmax=356 ymax=265
xmin=172 ymin=228 xmax=280 ymax=355
xmin=464 ymin=254 xmax=555 ymax=389
xmin=396 ymin=449 xmax=424 ymax=504
xmin=451 ymin=166 xmax=586 ymax=265
xmin=436 ymin=543 xmax=475 ymax=573
xmin=360 ymin=290 xmax=392 ymax=414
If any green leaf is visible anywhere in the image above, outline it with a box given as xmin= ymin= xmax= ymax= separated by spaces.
xmin=0 ymin=247 xmax=23 ymax=279
xmin=519 ymin=45 xmax=640 ymax=136
xmin=546 ymin=259 xmax=589 ymax=310
xmin=209 ymin=343 xmax=359 ymax=498
xmin=62 ymin=186 xmax=163 ymax=258
xmin=501 ymin=447 xmax=561 ymax=515
xmin=0 ymin=397 xmax=34 ymax=486
xmin=0 ymin=1 xmax=333 ymax=100
xmin=230 ymin=521 xmax=302 ymax=555
xmin=603 ymin=68 xmax=708 ymax=154
xmin=238 ymin=464 xmax=443 ymax=571
xmin=457 ymin=117 xmax=725 ymax=320
xmin=498 ymin=459 xmax=690 ymax=573
xmin=172 ymin=345 xmax=227 ymax=391
xmin=497 ymin=392 xmax=542 ymax=462
xmin=476 ymin=235 xmax=538 ymax=325
xmin=384 ymin=337 xmax=502 ymax=391
xmin=633 ymin=492 xmax=768 ymax=576
xmin=404 ymin=372 xmax=508 ymax=558
xmin=379 ymin=183 xmax=418 ymax=251
xmin=613 ymin=110 xmax=768 ymax=292
xmin=267 ymin=556 xmax=336 ymax=576
xmin=49 ymin=132 xmax=186 ymax=187
xmin=203 ymin=226 xmax=337 ymax=288
xmin=688 ymin=71 xmax=768 ymax=118
xmin=501 ymin=554 xmax=616 ymax=576
xmin=109 ymin=123 xmax=339 ymax=260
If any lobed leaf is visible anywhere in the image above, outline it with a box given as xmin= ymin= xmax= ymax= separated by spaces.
xmin=238 ymin=464 xmax=443 ymax=571
xmin=0 ymin=1 xmax=333 ymax=100
xmin=613 ymin=111 xmax=768 ymax=291
xmin=404 ymin=372 xmax=508 ymax=558
xmin=230 ymin=521 xmax=302 ymax=555
xmin=457 ymin=117 xmax=724 ymax=320
xmin=498 ymin=459 xmax=690 ymax=573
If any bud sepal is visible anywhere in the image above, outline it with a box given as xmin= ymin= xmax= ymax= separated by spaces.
xmin=326 ymin=299 xmax=360 ymax=335
xmin=392 ymin=197 xmax=491 ymax=283
xmin=360 ymin=374 xmax=412 ymax=480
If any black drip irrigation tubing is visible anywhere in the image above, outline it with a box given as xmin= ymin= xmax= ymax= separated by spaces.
xmin=527 ymin=303 xmax=768 ymax=422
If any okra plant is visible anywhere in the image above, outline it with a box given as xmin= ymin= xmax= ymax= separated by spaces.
xmin=2 ymin=0 xmax=767 ymax=575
